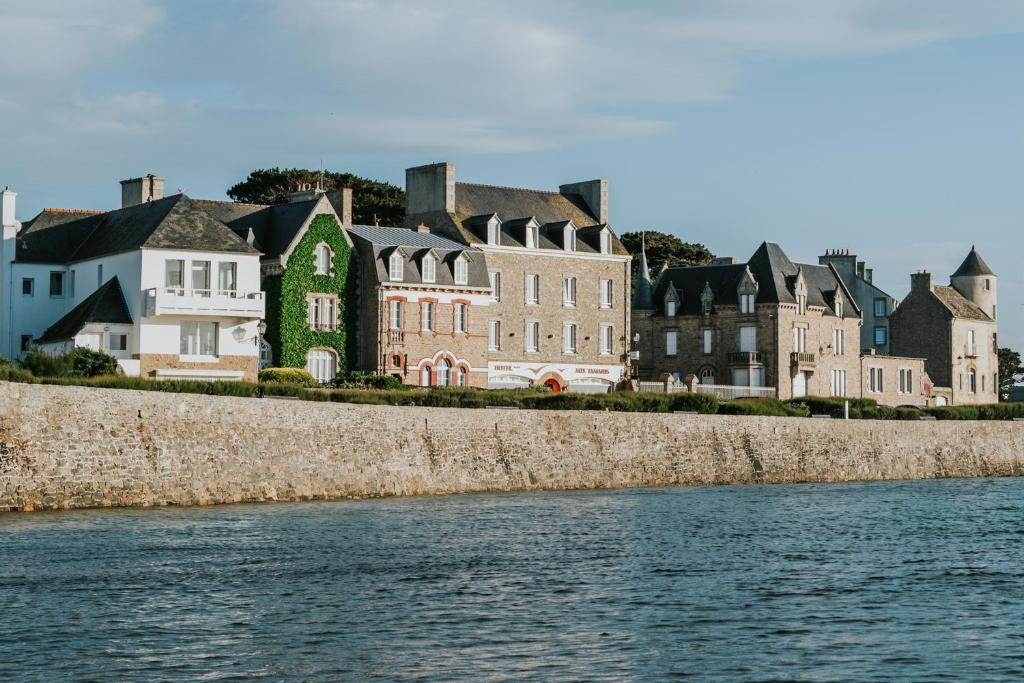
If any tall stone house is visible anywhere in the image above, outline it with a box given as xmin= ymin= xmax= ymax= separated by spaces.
xmin=890 ymin=247 xmax=998 ymax=406
xmin=196 ymin=188 xmax=356 ymax=383
xmin=403 ymin=162 xmax=631 ymax=393
xmin=347 ymin=224 xmax=491 ymax=387
xmin=818 ymin=249 xmax=898 ymax=354
xmin=0 ymin=177 xmax=264 ymax=380
xmin=632 ymin=241 xmax=865 ymax=400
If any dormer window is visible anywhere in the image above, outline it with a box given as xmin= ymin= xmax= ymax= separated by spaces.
xmin=389 ymin=252 xmax=403 ymax=281
xmin=599 ymin=229 xmax=611 ymax=255
xmin=701 ymin=283 xmax=714 ymax=316
xmin=314 ymin=243 xmax=333 ymax=275
xmin=422 ymin=254 xmax=436 ymax=283
xmin=454 ymin=253 xmax=469 ymax=285
xmin=564 ymin=223 xmax=576 ymax=252
xmin=796 ymin=295 xmax=807 ymax=315
xmin=487 ymin=217 xmax=500 ymax=246
xmin=525 ymin=224 xmax=539 ymax=249
xmin=666 ymin=300 xmax=676 ymax=317
xmin=739 ymin=293 xmax=756 ymax=314
xmin=835 ymin=298 xmax=843 ymax=317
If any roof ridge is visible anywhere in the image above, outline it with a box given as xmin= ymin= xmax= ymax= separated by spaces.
xmin=457 ymin=181 xmax=562 ymax=195
xmin=42 ymin=208 xmax=102 ymax=215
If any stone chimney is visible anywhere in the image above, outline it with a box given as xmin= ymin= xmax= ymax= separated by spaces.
xmin=910 ymin=270 xmax=934 ymax=293
xmin=326 ymin=188 xmax=353 ymax=228
xmin=406 ymin=162 xmax=455 ymax=215
xmin=120 ymin=174 xmax=164 ymax=207
xmin=416 ymin=223 xmax=430 ymax=234
xmin=559 ymin=179 xmax=608 ymax=224
xmin=712 ymin=256 xmax=735 ymax=265
xmin=1 ymin=186 xmax=17 ymax=234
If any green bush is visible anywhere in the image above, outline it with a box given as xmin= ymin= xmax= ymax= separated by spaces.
xmin=788 ymin=396 xmax=877 ymax=419
xmin=719 ymin=398 xmax=811 ymax=417
xmin=926 ymin=405 xmax=981 ymax=420
xmin=976 ymin=403 xmax=1024 ymax=420
xmin=20 ymin=350 xmax=74 ymax=377
xmin=0 ymin=354 xmax=10 ymax=367
xmin=329 ymin=371 xmax=404 ymax=390
xmin=70 ymin=347 xmax=118 ymax=377
xmin=38 ymin=375 xmax=260 ymax=397
xmin=259 ymin=367 xmax=317 ymax=386
xmin=668 ymin=392 xmax=719 ymax=414
xmin=0 ymin=365 xmax=34 ymax=382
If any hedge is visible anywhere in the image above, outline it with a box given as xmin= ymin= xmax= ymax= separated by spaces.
xmin=259 ymin=367 xmax=317 ymax=386
xmin=718 ymin=398 xmax=810 ymax=417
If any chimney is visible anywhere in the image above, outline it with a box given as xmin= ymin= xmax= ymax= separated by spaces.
xmin=1 ymin=186 xmax=16 ymax=232
xmin=326 ymin=187 xmax=353 ymax=228
xmin=406 ymin=162 xmax=455 ymax=215
xmin=865 ymin=268 xmax=873 ymax=284
xmin=120 ymin=174 xmax=164 ymax=207
xmin=712 ymin=256 xmax=735 ymax=265
xmin=911 ymin=270 xmax=934 ymax=293
xmin=416 ymin=223 xmax=430 ymax=234
xmin=559 ymin=179 xmax=608 ymax=224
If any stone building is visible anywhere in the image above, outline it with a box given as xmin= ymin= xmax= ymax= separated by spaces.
xmin=859 ymin=351 xmax=928 ymax=407
xmin=347 ymin=223 xmax=491 ymax=387
xmin=0 ymin=178 xmax=264 ymax=381
xmin=889 ymin=247 xmax=998 ymax=405
xmin=404 ymin=162 xmax=631 ymax=393
xmin=818 ymin=249 xmax=898 ymax=354
xmin=632 ymin=241 xmax=864 ymax=400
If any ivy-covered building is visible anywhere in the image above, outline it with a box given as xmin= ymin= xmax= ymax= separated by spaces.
xmin=198 ymin=189 xmax=357 ymax=382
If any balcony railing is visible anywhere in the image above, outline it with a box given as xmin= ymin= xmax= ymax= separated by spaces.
xmin=145 ymin=288 xmax=265 ymax=318
xmin=310 ymin=322 xmax=341 ymax=332
xmin=637 ymin=380 xmax=776 ymax=400
xmin=388 ymin=329 xmax=405 ymax=344
xmin=728 ymin=351 xmax=762 ymax=364
xmin=791 ymin=352 xmax=816 ymax=368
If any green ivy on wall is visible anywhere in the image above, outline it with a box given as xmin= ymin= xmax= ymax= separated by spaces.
xmin=263 ymin=214 xmax=357 ymax=373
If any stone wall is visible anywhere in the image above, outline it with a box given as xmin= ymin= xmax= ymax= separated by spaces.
xmin=1 ymin=381 xmax=1023 ymax=512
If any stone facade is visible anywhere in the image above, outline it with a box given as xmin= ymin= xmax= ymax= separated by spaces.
xmin=860 ymin=353 xmax=927 ymax=406
xmin=3 ymin=382 xmax=1023 ymax=512
xmin=138 ymin=353 xmax=258 ymax=382
xmin=819 ymin=250 xmax=898 ymax=354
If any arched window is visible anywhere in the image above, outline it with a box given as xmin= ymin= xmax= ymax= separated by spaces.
xmin=457 ymin=366 xmax=467 ymax=386
xmin=314 ymin=243 xmax=333 ymax=275
xmin=436 ymin=359 xmax=451 ymax=387
xmin=968 ymin=368 xmax=977 ymax=393
xmin=306 ymin=348 xmax=338 ymax=383
xmin=422 ymin=254 xmax=436 ymax=283
xmin=421 ymin=365 xmax=432 ymax=387
xmin=259 ymin=338 xmax=273 ymax=369
xmin=389 ymin=252 xmax=403 ymax=281
xmin=700 ymin=367 xmax=716 ymax=385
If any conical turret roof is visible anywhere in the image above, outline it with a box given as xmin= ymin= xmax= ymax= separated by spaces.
xmin=632 ymin=232 xmax=654 ymax=310
xmin=952 ymin=246 xmax=994 ymax=277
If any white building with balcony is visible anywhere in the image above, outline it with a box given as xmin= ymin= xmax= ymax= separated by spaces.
xmin=0 ymin=176 xmax=264 ymax=381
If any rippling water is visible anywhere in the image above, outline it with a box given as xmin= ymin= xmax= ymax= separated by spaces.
xmin=3 ymin=479 xmax=1024 ymax=681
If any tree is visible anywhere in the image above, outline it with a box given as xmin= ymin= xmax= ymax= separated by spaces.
xmin=227 ymin=168 xmax=405 ymax=226
xmin=620 ymin=231 xmax=714 ymax=273
xmin=998 ymin=347 xmax=1023 ymax=401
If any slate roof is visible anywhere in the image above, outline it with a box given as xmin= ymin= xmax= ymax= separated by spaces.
xmin=933 ymin=286 xmax=992 ymax=321
xmin=348 ymin=224 xmax=490 ymax=289
xmin=406 ymin=181 xmax=629 ymax=256
xmin=952 ymin=247 xmax=994 ymax=277
xmin=196 ymin=198 xmax=322 ymax=259
xmin=632 ymin=238 xmax=654 ymax=310
xmin=36 ymin=276 xmax=132 ymax=343
xmin=651 ymin=241 xmax=859 ymax=317
xmin=16 ymin=194 xmax=259 ymax=264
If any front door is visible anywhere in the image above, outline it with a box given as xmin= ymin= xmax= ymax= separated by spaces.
xmin=792 ymin=371 xmax=807 ymax=398
xmin=545 ymin=379 xmax=561 ymax=394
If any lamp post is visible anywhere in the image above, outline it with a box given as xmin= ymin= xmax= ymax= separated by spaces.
xmin=256 ymin=320 xmax=268 ymax=369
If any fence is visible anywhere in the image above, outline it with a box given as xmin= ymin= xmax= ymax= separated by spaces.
xmin=637 ymin=380 xmax=777 ymax=401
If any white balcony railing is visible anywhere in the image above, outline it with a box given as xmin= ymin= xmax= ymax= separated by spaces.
xmin=145 ymin=288 xmax=265 ymax=318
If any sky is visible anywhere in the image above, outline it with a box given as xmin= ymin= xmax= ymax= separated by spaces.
xmin=2 ymin=0 xmax=1022 ymax=348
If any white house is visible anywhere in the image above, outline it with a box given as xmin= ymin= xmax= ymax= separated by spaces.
xmin=0 ymin=176 xmax=265 ymax=381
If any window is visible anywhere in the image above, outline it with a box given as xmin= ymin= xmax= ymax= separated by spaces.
xmin=308 ymin=294 xmax=338 ymax=331
xmin=700 ymin=367 xmax=715 ymax=384
xmin=986 ymin=278 xmax=991 ymax=291
xmin=874 ymin=298 xmax=888 ymax=317
xmin=600 ymin=324 xmax=613 ymax=355
xmin=489 ymin=271 xmax=501 ymax=301
xmin=421 ymin=366 xmax=431 ymax=387
xmin=69 ymin=270 xmax=75 ymax=299
xmin=457 ymin=366 xmax=467 ymax=386
xmin=389 ymin=253 xmax=403 ymax=281
xmin=526 ymin=274 xmax=539 ymax=305
xmin=436 ymin=359 xmax=451 ymax=387
xmin=665 ymin=330 xmax=678 ymax=356
xmin=732 ymin=368 xmax=764 ymax=387
xmin=563 ymin=277 xmax=577 ymax=307
xmin=260 ymin=339 xmax=273 ymax=369
xmin=487 ymin=218 xmax=499 ymax=245
xmin=421 ymin=301 xmax=435 ymax=332
xmin=793 ymin=326 xmax=806 ymax=353
xmin=526 ymin=321 xmax=539 ymax=352
xmin=564 ymin=225 xmax=576 ymax=252
xmin=599 ymin=279 xmax=614 ymax=309
xmin=192 ymin=260 xmax=211 ymax=295
xmin=868 ymin=367 xmax=883 ymax=393
xmin=665 ymin=300 xmax=676 ymax=318
xmin=180 ymin=321 xmax=218 ymax=357
xmin=835 ymin=298 xmax=843 ymax=317
xmin=600 ymin=230 xmax=611 ymax=255
xmin=20 ymin=335 xmax=32 ymax=352
xmin=49 ymin=271 xmax=64 ymax=297
xmin=563 ymin=323 xmax=578 ymax=354
xmin=454 ymin=303 xmax=468 ymax=333
xmin=165 ymin=259 xmax=184 ymax=289
xmin=388 ymin=300 xmax=404 ymax=330
xmin=832 ymin=328 xmax=844 ymax=355
xmin=97 ymin=264 xmax=103 ymax=287
xmin=830 ymin=369 xmax=847 ymax=397
xmin=108 ymin=334 xmax=128 ymax=352
xmin=218 ymin=262 xmax=237 ymax=293
xmin=966 ymin=329 xmax=976 ymax=356
xmin=739 ymin=326 xmax=757 ymax=353
xmin=420 ymin=254 xmax=436 ymax=283
xmin=703 ymin=329 xmax=713 ymax=354
xmin=488 ymin=320 xmax=501 ymax=351
xmin=796 ymin=294 xmax=807 ymax=315
xmin=306 ymin=348 xmax=338 ymax=384
xmin=526 ymin=225 xmax=538 ymax=249
xmin=898 ymin=368 xmax=913 ymax=394
xmin=21 ymin=278 xmax=33 ymax=296
xmin=874 ymin=326 xmax=888 ymax=346
xmin=454 ymin=255 xmax=468 ymax=285
xmin=739 ymin=293 xmax=755 ymax=314
xmin=968 ymin=368 xmax=977 ymax=393
xmin=316 ymin=244 xmax=333 ymax=275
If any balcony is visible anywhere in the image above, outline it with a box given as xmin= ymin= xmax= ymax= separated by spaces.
xmin=145 ymin=288 xmax=265 ymax=318
xmin=791 ymin=352 xmax=816 ymax=370
xmin=388 ymin=329 xmax=405 ymax=345
xmin=728 ymin=351 xmax=762 ymax=364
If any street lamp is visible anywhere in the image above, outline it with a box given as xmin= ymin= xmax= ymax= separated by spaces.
xmin=256 ymin=320 xmax=268 ymax=368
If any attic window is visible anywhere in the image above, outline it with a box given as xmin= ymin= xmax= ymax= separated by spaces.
xmin=796 ymin=294 xmax=807 ymax=315
xmin=454 ymin=254 xmax=469 ymax=285
xmin=665 ymin=297 xmax=676 ymax=318
xmin=314 ymin=243 xmax=333 ymax=275
xmin=835 ymin=298 xmax=843 ymax=317
xmin=600 ymin=229 xmax=611 ymax=255
xmin=526 ymin=225 xmax=538 ymax=249
xmin=389 ymin=252 xmax=403 ymax=281
xmin=564 ymin=224 xmax=576 ymax=252
xmin=422 ymin=254 xmax=436 ymax=283
xmin=487 ymin=218 xmax=500 ymax=246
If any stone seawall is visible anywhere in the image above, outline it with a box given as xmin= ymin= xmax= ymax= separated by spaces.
xmin=2 ymin=382 xmax=1023 ymax=512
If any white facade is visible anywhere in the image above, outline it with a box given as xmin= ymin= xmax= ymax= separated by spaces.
xmin=487 ymin=360 xmax=626 ymax=393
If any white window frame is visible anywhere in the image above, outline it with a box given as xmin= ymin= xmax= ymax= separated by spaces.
xmin=526 ymin=273 xmax=539 ymax=305
xmin=966 ymin=329 xmax=976 ymax=356
xmin=488 ymin=320 xmax=501 ymax=351
xmin=421 ymin=254 xmax=436 ymax=283
xmin=306 ymin=348 xmax=338 ymax=384
xmin=526 ymin=321 xmax=539 ymax=353
xmin=739 ymin=326 xmax=757 ymax=353
xmin=665 ymin=299 xmax=676 ymax=318
xmin=314 ymin=243 xmax=333 ymax=275
xmin=599 ymin=279 xmax=613 ymax=309
xmin=454 ymin=303 xmax=468 ymax=334
xmin=563 ymin=322 xmax=578 ymax=354
xmin=600 ymin=324 xmax=613 ymax=355
xmin=108 ymin=333 xmax=128 ymax=352
xmin=489 ymin=271 xmax=501 ymax=302
xmin=702 ymin=329 xmax=713 ymax=354
xmin=436 ymin=359 xmax=451 ymax=387
xmin=487 ymin=218 xmax=500 ymax=246
xmin=165 ymin=259 xmax=184 ymax=289
xmin=739 ymin=293 xmax=755 ymax=314
xmin=180 ymin=321 xmax=218 ymax=359
xmin=389 ymin=252 xmax=403 ymax=281
xmin=563 ymin=276 xmax=577 ymax=307
xmin=421 ymin=301 xmax=435 ymax=332
xmin=217 ymin=262 xmax=237 ymax=294
xmin=388 ymin=300 xmax=404 ymax=330
xmin=796 ymin=294 xmax=807 ymax=315
xmin=793 ymin=326 xmax=806 ymax=353
xmin=308 ymin=294 xmax=339 ymax=331
xmin=830 ymin=369 xmax=847 ymax=397
xmin=832 ymin=328 xmax=844 ymax=355
xmin=835 ymin=298 xmax=843 ymax=317
xmin=898 ymin=368 xmax=913 ymax=394
xmin=665 ymin=330 xmax=678 ymax=357
xmin=868 ymin=366 xmax=883 ymax=393
xmin=600 ymin=230 xmax=611 ymax=255
xmin=454 ymin=255 xmax=468 ymax=285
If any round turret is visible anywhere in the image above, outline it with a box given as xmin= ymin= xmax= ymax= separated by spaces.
xmin=950 ymin=246 xmax=997 ymax=320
